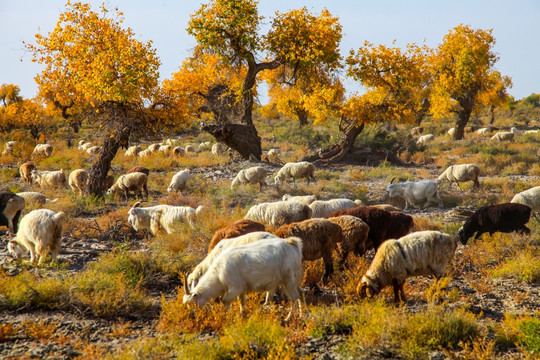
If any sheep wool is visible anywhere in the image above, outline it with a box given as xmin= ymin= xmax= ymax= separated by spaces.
xmin=231 ymin=166 xmax=268 ymax=190
xmin=244 ymin=201 xmax=312 ymax=227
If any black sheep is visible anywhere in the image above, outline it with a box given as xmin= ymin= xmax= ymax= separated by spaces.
xmin=458 ymin=203 xmax=532 ymax=244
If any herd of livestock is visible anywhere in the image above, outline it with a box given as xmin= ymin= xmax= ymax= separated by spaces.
xmin=1 ymin=137 xmax=539 ymax=319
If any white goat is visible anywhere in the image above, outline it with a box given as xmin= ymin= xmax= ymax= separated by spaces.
xmin=8 ymin=209 xmax=65 ymax=264
xmin=231 ymin=166 xmax=268 ymax=190
xmin=183 ymin=237 xmax=305 ymax=321
xmin=309 ymin=198 xmax=362 ymax=218
xmin=244 ymin=201 xmax=312 ymax=227
xmin=167 ymin=169 xmax=191 ymax=193
xmin=127 ymin=202 xmax=204 ymax=234
xmin=31 ymin=169 xmax=67 ymax=188
xmin=437 ymin=164 xmax=480 ymax=190
xmin=357 ymin=231 xmax=458 ymax=302
xmin=274 ymin=161 xmax=315 ymax=187
xmin=511 ymin=186 xmax=540 ymax=217
xmin=386 ymin=179 xmax=442 ymax=210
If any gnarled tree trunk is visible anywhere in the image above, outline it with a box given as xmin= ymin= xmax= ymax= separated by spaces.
xmin=203 ymin=123 xmax=261 ymax=160
xmin=302 ymin=122 xmax=364 ymax=164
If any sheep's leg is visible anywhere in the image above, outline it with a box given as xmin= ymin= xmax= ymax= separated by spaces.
xmin=322 ymin=255 xmax=334 ymax=285
xmin=399 ymin=282 xmax=407 ymax=302
xmin=238 ymin=293 xmax=247 ymax=316
xmin=143 ymin=184 xmax=148 ymax=200
xmin=124 ymin=190 xmax=129 ymax=202
xmin=338 ymin=250 xmax=349 ymax=271
xmin=392 ymin=278 xmax=401 ymax=302
xmin=517 ymin=225 xmax=531 ymax=235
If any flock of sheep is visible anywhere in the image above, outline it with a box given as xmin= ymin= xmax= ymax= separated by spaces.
xmin=414 ymin=125 xmax=539 ymax=145
xmin=1 ymin=136 xmax=539 ymax=320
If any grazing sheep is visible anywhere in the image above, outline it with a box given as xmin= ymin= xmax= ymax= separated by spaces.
xmin=524 ymin=129 xmax=540 ymax=135
xmin=19 ymin=161 xmax=36 ymax=185
xmin=267 ymin=148 xmax=281 ymax=162
xmin=147 ymin=143 xmax=161 ymax=152
xmin=164 ymin=138 xmax=178 ymax=146
xmin=357 ymin=231 xmax=458 ymax=302
xmin=125 ymin=145 xmax=142 ymax=157
xmin=138 ymin=149 xmax=151 ymax=158
xmin=78 ymin=142 xmax=92 ymax=151
xmin=490 ymin=131 xmax=514 ymax=142
xmin=100 ymin=174 xmax=115 ymax=193
xmin=0 ymin=191 xmax=25 ymax=234
xmin=208 ymin=219 xmax=266 ymax=253
xmin=328 ymin=206 xmax=413 ymax=251
xmin=31 ymin=169 xmax=67 ymax=188
xmin=167 ymin=169 xmax=191 ymax=193
xmin=16 ymin=192 xmax=56 ymax=205
xmin=211 ymin=142 xmax=227 ymax=156
xmin=244 ymin=201 xmax=312 ymax=228
xmin=198 ymin=141 xmax=212 ymax=151
xmin=328 ymin=215 xmax=370 ymax=268
xmin=447 ymin=127 xmax=456 ymax=137
xmin=183 ymin=237 xmax=305 ymax=321
xmin=127 ymin=201 xmax=204 ymax=235
xmin=2 ymin=141 xmax=16 ymax=155
xmin=78 ymin=139 xmax=86 ymax=146
xmin=282 ymin=194 xmax=317 ymax=205
xmin=173 ymin=146 xmax=186 ymax=156
xmin=126 ymin=166 xmax=150 ymax=176
xmin=231 ymin=166 xmax=268 ymax=191
xmin=8 ymin=209 xmax=65 ymax=264
xmin=510 ymin=127 xmax=522 ymax=135
xmin=185 ymin=145 xmax=195 ymax=153
xmin=274 ymin=161 xmax=316 ymax=187
xmin=511 ymin=186 xmax=540 ymax=216
xmin=32 ymin=143 xmax=54 ymax=157
xmin=386 ymin=179 xmax=442 ymax=210
xmin=86 ymin=145 xmax=100 ymax=156
xmin=476 ymin=127 xmax=490 ymax=135
xmin=159 ymin=145 xmax=172 ymax=154
xmin=416 ymin=134 xmax=435 ymax=145
xmin=410 ymin=127 xmax=423 ymax=136
xmin=371 ymin=204 xmax=401 ymax=212
xmin=437 ymin=164 xmax=481 ymax=190
xmin=309 ymin=198 xmax=362 ymax=218
xmin=107 ymin=172 xmax=148 ymax=201
xmin=275 ymin=218 xmax=343 ymax=284
xmin=188 ymin=231 xmax=277 ymax=289
xmin=68 ymin=169 xmax=89 ymax=196
xmin=458 ymin=203 xmax=532 ymax=245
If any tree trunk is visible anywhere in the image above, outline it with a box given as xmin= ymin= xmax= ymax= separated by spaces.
xmin=453 ymin=111 xmax=471 ymax=140
xmin=302 ymin=123 xmax=364 ymax=164
xmin=489 ymin=104 xmax=496 ymax=125
xmin=203 ymin=123 xmax=261 ymax=160
xmin=297 ymin=109 xmax=309 ymax=127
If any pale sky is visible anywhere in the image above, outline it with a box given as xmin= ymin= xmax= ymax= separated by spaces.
xmin=1 ymin=0 xmax=539 ymax=103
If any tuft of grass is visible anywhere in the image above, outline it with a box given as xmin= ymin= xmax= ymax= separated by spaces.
xmin=497 ymin=313 xmax=540 ymax=355
xmin=0 ymin=323 xmax=18 ymax=342
xmin=491 ymin=251 xmax=540 ymax=284
xmin=23 ymin=319 xmax=58 ymax=342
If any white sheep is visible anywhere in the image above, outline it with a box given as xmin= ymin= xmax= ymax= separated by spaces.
xmin=159 ymin=145 xmax=172 ymax=154
xmin=211 ymin=142 xmax=227 ymax=156
xmin=147 ymin=143 xmax=161 ymax=153
xmin=282 ymin=194 xmax=317 ymax=205
xmin=244 ymin=201 xmax=312 ymax=227
xmin=524 ymin=129 xmax=540 ymax=135
xmin=511 ymin=186 xmax=540 ymax=217
xmin=187 ymin=231 xmax=279 ymax=290
xmin=198 ymin=141 xmax=212 ymax=151
xmin=127 ymin=202 xmax=204 ymax=234
xmin=31 ymin=169 xmax=67 ymax=188
xmin=357 ymin=230 xmax=458 ymax=302
xmin=8 ymin=209 xmax=65 ymax=264
xmin=437 ymin=164 xmax=480 ymax=190
xmin=78 ymin=139 xmax=86 ymax=147
xmin=183 ymin=236 xmax=305 ymax=321
xmin=68 ymin=169 xmax=90 ymax=196
xmin=231 ymin=166 xmax=268 ymax=191
xmin=138 ymin=149 xmax=151 ymax=158
xmin=267 ymin=148 xmax=281 ymax=162
xmin=173 ymin=146 xmax=186 ymax=156
xmin=125 ymin=145 xmax=142 ymax=157
xmin=510 ymin=127 xmax=522 ymax=135
xmin=32 ymin=144 xmax=53 ymax=157
xmin=416 ymin=134 xmax=435 ymax=145
xmin=447 ymin=127 xmax=456 ymax=137
xmin=78 ymin=142 xmax=92 ymax=151
xmin=490 ymin=131 xmax=514 ymax=142
xmin=274 ymin=161 xmax=316 ymax=187
xmin=309 ymin=198 xmax=363 ymax=218
xmin=476 ymin=127 xmax=490 ymax=135
xmin=107 ymin=172 xmax=148 ymax=201
xmin=2 ymin=141 xmax=16 ymax=155
xmin=86 ymin=145 xmax=100 ymax=156
xmin=386 ymin=179 xmax=442 ymax=210
xmin=16 ymin=192 xmax=56 ymax=205
xmin=185 ymin=145 xmax=195 ymax=153
xmin=167 ymin=169 xmax=191 ymax=193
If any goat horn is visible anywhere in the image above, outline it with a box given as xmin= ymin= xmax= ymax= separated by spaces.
xmin=182 ymin=272 xmax=190 ymax=295
xmin=131 ymin=201 xmax=142 ymax=209
xmin=389 ymin=177 xmax=396 ymax=184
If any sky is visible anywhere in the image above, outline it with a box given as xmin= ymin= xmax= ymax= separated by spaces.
xmin=1 ymin=0 xmax=539 ymax=103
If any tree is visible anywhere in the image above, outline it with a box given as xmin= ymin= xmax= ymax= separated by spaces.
xmin=0 ymin=84 xmax=23 ymax=134
xmin=18 ymin=99 xmax=55 ymax=140
xmin=479 ymin=71 xmax=512 ymax=124
xmin=26 ymin=2 xmax=176 ymax=195
xmin=184 ymin=1 xmax=342 ymax=159
xmin=429 ymin=24 xmax=510 ymax=140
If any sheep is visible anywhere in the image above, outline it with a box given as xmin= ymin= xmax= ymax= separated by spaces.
xmin=184 ymin=145 xmax=195 ymax=153
xmin=86 ymin=145 xmax=100 ymax=156
xmin=19 ymin=161 xmax=36 ymax=185
xmin=416 ymin=134 xmax=435 ymax=145
xmin=126 ymin=166 xmax=150 ymax=176
xmin=68 ymin=169 xmax=89 ymax=196
xmin=7 ymin=209 xmax=65 ymax=265
xmin=188 ymin=231 xmax=278 ymax=289
xmin=147 ymin=143 xmax=161 ymax=153
xmin=208 ymin=219 xmax=266 ymax=253
xmin=275 ymin=218 xmax=343 ymax=284
xmin=309 ymin=198 xmax=363 ymax=218
xmin=107 ymin=172 xmax=148 ymax=201
xmin=328 ymin=215 xmax=370 ymax=268
xmin=127 ymin=201 xmax=204 ymax=235
xmin=198 ymin=141 xmax=212 ymax=151
xmin=167 ymin=169 xmax=191 ymax=193
xmin=0 ymin=191 xmax=25 ymax=234
xmin=2 ymin=141 xmax=16 ymax=155
xmin=328 ymin=206 xmax=414 ymax=251
xmin=267 ymin=148 xmax=282 ymax=162
xmin=244 ymin=201 xmax=312 ymax=228
xmin=159 ymin=145 xmax=172 ymax=154
xmin=274 ymin=161 xmax=316 ymax=187
xmin=524 ymin=129 xmax=540 ymax=135
xmin=78 ymin=142 xmax=92 ymax=151
xmin=125 ymin=145 xmax=142 ymax=157
xmin=437 ymin=164 xmax=481 ymax=190
xmin=371 ymin=204 xmax=401 ymax=212
xmin=477 ymin=127 xmax=490 ymax=135
xmin=211 ymin=142 xmax=227 ymax=156
xmin=164 ymin=138 xmax=178 ymax=146
xmin=357 ymin=231 xmax=458 ymax=302
xmin=173 ymin=146 xmax=186 ymax=156
xmin=31 ymin=169 xmax=67 ymax=189
xmin=458 ymin=203 xmax=532 ymax=245
xmin=231 ymin=166 xmax=268 ymax=191
xmin=447 ymin=127 xmax=456 ymax=137
xmin=490 ymin=131 xmax=514 ymax=142
xmin=78 ymin=139 xmax=86 ymax=147
xmin=386 ymin=179 xmax=442 ymax=210
xmin=410 ymin=127 xmax=423 ymax=136
xmin=183 ymin=236 xmax=305 ymax=321
xmin=138 ymin=149 xmax=151 ymax=158
xmin=100 ymin=174 xmax=115 ymax=193
xmin=282 ymin=194 xmax=317 ymax=205
xmin=16 ymin=192 xmax=56 ymax=205
xmin=511 ymin=186 xmax=540 ymax=216
xmin=510 ymin=127 xmax=522 ymax=135
xmin=32 ymin=143 xmax=53 ymax=157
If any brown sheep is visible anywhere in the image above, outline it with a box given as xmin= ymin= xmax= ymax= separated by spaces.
xmin=208 ymin=219 xmax=266 ymax=253
xmin=68 ymin=169 xmax=89 ymax=196
xmin=275 ymin=218 xmax=343 ymax=284
xmin=19 ymin=162 xmax=36 ymax=185
xmin=126 ymin=166 xmax=150 ymax=176
xmin=328 ymin=215 xmax=370 ymax=268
